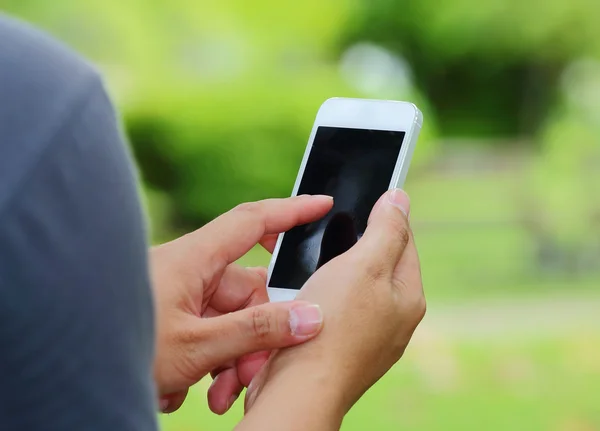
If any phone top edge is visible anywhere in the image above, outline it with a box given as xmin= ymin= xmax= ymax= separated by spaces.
xmin=321 ymin=97 xmax=419 ymax=111
xmin=316 ymin=98 xmax=421 ymax=133
xmin=322 ymin=97 xmax=419 ymax=109
xmin=323 ymin=96 xmax=415 ymax=105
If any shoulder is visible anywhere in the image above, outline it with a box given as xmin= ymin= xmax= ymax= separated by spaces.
xmin=0 ymin=13 xmax=100 ymax=90
xmin=0 ymin=13 xmax=109 ymax=212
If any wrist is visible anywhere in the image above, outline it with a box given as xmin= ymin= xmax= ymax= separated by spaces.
xmin=242 ymin=355 xmax=351 ymax=430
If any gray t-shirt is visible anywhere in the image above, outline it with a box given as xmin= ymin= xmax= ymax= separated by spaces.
xmin=0 ymin=14 xmax=158 ymax=430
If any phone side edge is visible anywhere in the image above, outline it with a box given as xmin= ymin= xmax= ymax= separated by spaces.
xmin=393 ymin=109 xmax=422 ymax=189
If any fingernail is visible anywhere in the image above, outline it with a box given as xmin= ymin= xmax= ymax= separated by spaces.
xmin=388 ymin=189 xmax=410 ymax=217
xmin=315 ymin=195 xmax=334 ymax=201
xmin=289 ymin=304 xmax=323 ymax=337
xmin=227 ymin=393 xmax=239 ymax=411
xmin=247 ymin=378 xmax=256 ymax=395
xmin=245 ymin=382 xmax=258 ymax=412
xmin=159 ymin=398 xmax=169 ymax=413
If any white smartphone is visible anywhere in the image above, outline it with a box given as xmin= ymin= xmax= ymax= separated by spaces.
xmin=266 ymin=97 xmax=423 ymax=302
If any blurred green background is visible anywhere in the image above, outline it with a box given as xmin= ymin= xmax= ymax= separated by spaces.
xmin=4 ymin=1 xmax=600 ymax=429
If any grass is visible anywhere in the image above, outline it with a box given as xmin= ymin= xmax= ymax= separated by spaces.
xmin=160 ymin=330 xmax=600 ymax=431
xmin=344 ymin=334 xmax=600 ymax=431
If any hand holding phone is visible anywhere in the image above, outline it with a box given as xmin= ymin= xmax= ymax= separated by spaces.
xmin=267 ymin=98 xmax=422 ymax=301
xmin=241 ymin=189 xmax=426 ymax=430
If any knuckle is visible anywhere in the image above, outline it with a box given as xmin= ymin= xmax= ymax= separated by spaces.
xmin=250 ymin=307 xmax=274 ymax=340
xmin=168 ymin=329 xmax=210 ymax=383
xmin=233 ymin=201 xmax=262 ymax=215
xmin=364 ymin=261 xmax=388 ymax=284
xmin=390 ymin=221 xmax=411 ymax=248
xmin=395 ymin=276 xmax=424 ymax=305
xmin=403 ymin=288 xmax=426 ymax=322
xmin=413 ymin=294 xmax=427 ymax=322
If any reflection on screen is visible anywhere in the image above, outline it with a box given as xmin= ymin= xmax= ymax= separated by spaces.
xmin=269 ymin=126 xmax=405 ymax=290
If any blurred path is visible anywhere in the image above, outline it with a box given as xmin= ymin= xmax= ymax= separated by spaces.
xmin=414 ymin=293 xmax=600 ymax=341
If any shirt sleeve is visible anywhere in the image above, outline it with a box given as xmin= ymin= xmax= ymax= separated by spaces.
xmin=0 ymin=14 xmax=158 ymax=431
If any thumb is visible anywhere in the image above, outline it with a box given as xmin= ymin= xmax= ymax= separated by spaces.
xmin=197 ymin=301 xmax=323 ymax=370
xmin=359 ymin=189 xmax=412 ymax=271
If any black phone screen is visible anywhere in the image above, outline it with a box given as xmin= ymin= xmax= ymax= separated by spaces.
xmin=269 ymin=126 xmax=405 ymax=290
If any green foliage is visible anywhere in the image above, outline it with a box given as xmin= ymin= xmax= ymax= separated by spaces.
xmin=523 ymin=58 xmax=600 ymax=274
xmin=5 ymin=0 xmax=438 ymax=228
xmin=124 ymin=75 xmax=349 ymax=226
xmin=340 ymin=0 xmax=600 ymax=136
xmin=346 ymin=0 xmax=600 ymax=60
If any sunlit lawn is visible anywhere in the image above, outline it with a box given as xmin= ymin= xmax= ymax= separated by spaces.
xmin=161 ymin=331 xmax=600 ymax=431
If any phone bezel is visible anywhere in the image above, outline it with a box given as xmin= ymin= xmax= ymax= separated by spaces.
xmin=266 ymin=97 xmax=422 ymax=302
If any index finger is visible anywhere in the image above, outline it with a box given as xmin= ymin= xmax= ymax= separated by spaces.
xmin=202 ymin=195 xmax=333 ymax=272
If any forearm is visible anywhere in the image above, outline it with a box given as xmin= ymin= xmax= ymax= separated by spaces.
xmin=236 ymin=363 xmax=347 ymax=431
